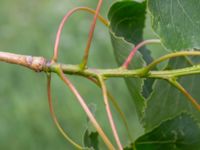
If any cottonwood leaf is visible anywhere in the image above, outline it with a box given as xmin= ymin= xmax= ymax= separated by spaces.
xmin=133 ymin=114 xmax=200 ymax=150
xmin=143 ymin=57 xmax=200 ymax=130
xmin=110 ymin=32 xmax=146 ymax=118
xmin=148 ymin=0 xmax=200 ymax=51
xmin=108 ymin=0 xmax=150 ymax=119
xmin=108 ymin=1 xmax=153 ymax=64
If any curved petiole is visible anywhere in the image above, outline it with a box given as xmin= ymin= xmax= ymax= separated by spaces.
xmin=87 ymin=77 xmax=133 ymax=141
xmin=47 ymin=74 xmax=84 ymax=149
xmin=144 ymin=51 xmax=200 ymax=75
xmin=80 ymin=0 xmax=103 ymax=70
xmin=56 ymin=67 xmax=115 ymax=150
xmin=122 ymin=39 xmax=161 ymax=69
xmin=52 ymin=5 xmax=109 ymax=63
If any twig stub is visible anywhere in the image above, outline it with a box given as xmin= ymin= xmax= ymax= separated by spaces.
xmin=0 ymin=52 xmax=46 ymax=72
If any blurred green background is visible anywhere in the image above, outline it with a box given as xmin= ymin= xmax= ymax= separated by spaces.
xmin=0 ymin=0 xmax=165 ymax=149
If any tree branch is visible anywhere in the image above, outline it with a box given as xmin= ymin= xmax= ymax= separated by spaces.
xmin=0 ymin=51 xmax=46 ymax=72
xmin=2 ymin=51 xmax=200 ymax=80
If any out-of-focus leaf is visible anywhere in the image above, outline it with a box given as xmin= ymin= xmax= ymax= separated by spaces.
xmin=83 ymin=130 xmax=99 ymax=150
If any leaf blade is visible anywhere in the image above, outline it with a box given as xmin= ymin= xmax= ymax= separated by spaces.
xmin=148 ymin=0 xmax=200 ymax=50
xmin=143 ymin=57 xmax=200 ymax=130
xmin=135 ymin=114 xmax=200 ymax=150
xmin=108 ymin=1 xmax=149 ymax=119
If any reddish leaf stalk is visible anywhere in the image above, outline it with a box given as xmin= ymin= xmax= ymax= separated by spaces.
xmin=52 ymin=5 xmax=108 ymax=63
xmin=80 ymin=0 xmax=103 ymax=69
xmin=57 ymin=68 xmax=115 ymax=150
xmin=122 ymin=39 xmax=161 ymax=69
xmin=87 ymin=77 xmax=133 ymax=141
xmin=47 ymin=75 xmax=84 ymax=149
xmin=98 ymin=76 xmax=123 ymax=150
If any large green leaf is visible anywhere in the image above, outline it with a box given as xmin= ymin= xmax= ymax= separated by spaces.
xmin=108 ymin=1 xmax=200 ymax=144
xmin=108 ymin=1 xmax=146 ymax=44
xmin=108 ymin=1 xmax=153 ymax=64
xmin=143 ymin=57 xmax=200 ymax=130
xmin=148 ymin=0 xmax=200 ymax=51
xmin=108 ymin=1 xmax=150 ymax=119
xmin=133 ymin=114 xmax=200 ymax=150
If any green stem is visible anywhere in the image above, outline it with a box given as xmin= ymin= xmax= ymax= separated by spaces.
xmin=148 ymin=64 xmax=200 ymax=78
xmin=2 ymin=51 xmax=200 ymax=80
xmin=47 ymin=62 xmax=200 ymax=79
xmin=144 ymin=51 xmax=200 ymax=74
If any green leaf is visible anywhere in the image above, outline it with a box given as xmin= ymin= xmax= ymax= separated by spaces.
xmin=108 ymin=1 xmax=150 ymax=119
xmin=110 ymin=32 xmax=146 ymax=118
xmin=108 ymin=1 xmax=153 ymax=64
xmin=143 ymin=57 xmax=200 ymax=130
xmin=108 ymin=1 xmax=146 ymax=44
xmin=83 ymin=130 xmax=99 ymax=150
xmin=148 ymin=0 xmax=200 ymax=50
xmin=134 ymin=114 xmax=200 ymax=150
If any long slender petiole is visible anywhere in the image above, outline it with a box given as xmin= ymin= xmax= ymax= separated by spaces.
xmin=80 ymin=0 xmax=103 ymax=70
xmin=57 ymin=67 xmax=115 ymax=150
xmin=98 ymin=76 xmax=123 ymax=150
xmin=47 ymin=74 xmax=84 ymax=149
xmin=144 ymin=51 xmax=200 ymax=74
xmin=52 ymin=5 xmax=109 ymax=63
xmin=87 ymin=77 xmax=133 ymax=141
xmin=122 ymin=39 xmax=161 ymax=69
xmin=168 ymin=78 xmax=200 ymax=111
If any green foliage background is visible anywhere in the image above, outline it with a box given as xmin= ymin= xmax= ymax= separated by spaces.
xmin=0 ymin=0 xmax=149 ymax=149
